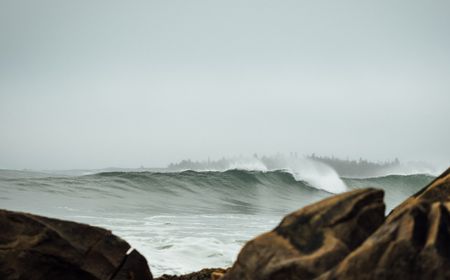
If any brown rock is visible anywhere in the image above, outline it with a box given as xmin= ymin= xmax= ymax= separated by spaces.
xmin=112 ymin=249 xmax=154 ymax=280
xmin=318 ymin=167 xmax=450 ymax=280
xmin=318 ymin=201 xmax=450 ymax=280
xmin=155 ymin=267 xmax=228 ymax=280
xmin=0 ymin=209 xmax=152 ymax=280
xmin=389 ymin=167 xmax=450 ymax=219
xmin=220 ymin=188 xmax=385 ymax=280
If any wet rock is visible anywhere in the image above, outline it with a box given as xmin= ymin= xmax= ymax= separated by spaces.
xmin=155 ymin=267 xmax=228 ymax=280
xmin=112 ymin=249 xmax=153 ymax=280
xmin=318 ymin=200 xmax=450 ymax=280
xmin=315 ymin=168 xmax=450 ymax=280
xmin=220 ymin=188 xmax=385 ymax=280
xmin=389 ymin=167 xmax=450 ymax=219
xmin=0 ymin=209 xmax=152 ymax=280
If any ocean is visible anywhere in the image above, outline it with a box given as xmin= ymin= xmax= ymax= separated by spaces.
xmin=0 ymin=168 xmax=434 ymax=276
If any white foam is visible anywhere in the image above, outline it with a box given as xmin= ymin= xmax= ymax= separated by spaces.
xmin=103 ymin=214 xmax=280 ymax=276
xmin=283 ymin=158 xmax=347 ymax=193
xmin=225 ymin=158 xmax=268 ymax=171
xmin=187 ymin=155 xmax=347 ymax=194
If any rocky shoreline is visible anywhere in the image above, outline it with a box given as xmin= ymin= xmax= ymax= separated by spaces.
xmin=0 ymin=168 xmax=449 ymax=280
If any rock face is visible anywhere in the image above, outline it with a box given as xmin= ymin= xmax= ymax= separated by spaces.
xmin=220 ymin=168 xmax=450 ymax=280
xmin=318 ymin=201 xmax=450 ymax=280
xmin=220 ymin=188 xmax=385 ymax=280
xmin=389 ymin=167 xmax=450 ymax=219
xmin=0 ymin=209 xmax=153 ymax=280
xmin=319 ymin=168 xmax=450 ymax=280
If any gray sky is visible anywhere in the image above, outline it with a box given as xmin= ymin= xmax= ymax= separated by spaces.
xmin=1 ymin=0 xmax=449 ymax=170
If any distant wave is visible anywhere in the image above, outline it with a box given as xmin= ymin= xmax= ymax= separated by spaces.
xmin=0 ymin=169 xmax=436 ymax=214
xmin=89 ymin=170 xmax=435 ymax=211
xmin=0 ymin=169 xmax=332 ymax=216
xmin=167 ymin=156 xmax=348 ymax=194
xmin=92 ymin=169 xmax=326 ymax=191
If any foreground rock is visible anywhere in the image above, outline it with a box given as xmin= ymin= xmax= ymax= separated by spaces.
xmin=319 ymin=168 xmax=450 ymax=280
xmin=318 ymin=201 xmax=450 ymax=280
xmin=220 ymin=188 xmax=385 ymax=280
xmin=389 ymin=167 xmax=450 ymax=219
xmin=220 ymin=168 xmax=450 ymax=280
xmin=0 ymin=209 xmax=152 ymax=280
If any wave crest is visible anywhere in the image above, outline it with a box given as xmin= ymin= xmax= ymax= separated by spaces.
xmin=169 ymin=156 xmax=347 ymax=194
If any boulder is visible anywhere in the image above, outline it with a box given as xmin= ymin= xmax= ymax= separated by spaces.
xmin=220 ymin=188 xmax=385 ymax=280
xmin=0 ymin=209 xmax=152 ymax=280
xmin=318 ymin=201 xmax=450 ymax=280
xmin=389 ymin=167 xmax=450 ymax=219
xmin=318 ymin=167 xmax=450 ymax=280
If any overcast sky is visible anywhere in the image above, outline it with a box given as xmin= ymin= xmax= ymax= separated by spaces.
xmin=1 ymin=0 xmax=449 ymax=170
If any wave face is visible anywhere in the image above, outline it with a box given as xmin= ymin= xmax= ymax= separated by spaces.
xmin=343 ymin=174 xmax=435 ymax=210
xmin=0 ymin=169 xmax=435 ymax=276
xmin=168 ymin=156 xmax=348 ymax=193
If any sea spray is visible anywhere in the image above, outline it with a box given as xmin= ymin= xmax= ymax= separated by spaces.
xmin=285 ymin=159 xmax=347 ymax=193
xmin=172 ymin=155 xmax=347 ymax=193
